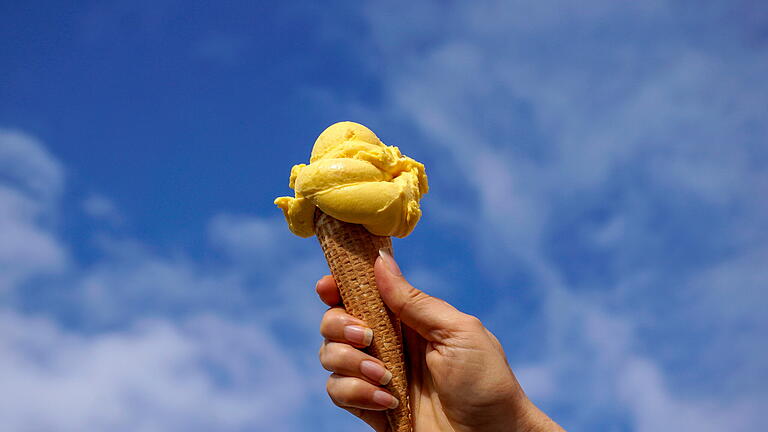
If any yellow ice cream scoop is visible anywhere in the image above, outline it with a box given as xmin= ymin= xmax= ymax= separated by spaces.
xmin=274 ymin=121 xmax=428 ymax=238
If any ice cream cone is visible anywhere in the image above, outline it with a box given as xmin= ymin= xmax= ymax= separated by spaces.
xmin=314 ymin=209 xmax=412 ymax=432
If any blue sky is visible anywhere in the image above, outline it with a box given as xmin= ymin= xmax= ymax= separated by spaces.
xmin=1 ymin=1 xmax=766 ymax=431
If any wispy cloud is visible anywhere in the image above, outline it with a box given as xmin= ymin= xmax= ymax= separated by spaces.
xmin=0 ymin=311 xmax=306 ymax=432
xmin=0 ymin=129 xmax=63 ymax=200
xmin=358 ymin=0 xmax=768 ymax=429
xmin=82 ymin=194 xmax=124 ymax=226
xmin=0 ymin=130 xmax=68 ymax=293
xmin=2 ymin=2 xmax=765 ymax=430
xmin=0 ymin=131 xmax=331 ymax=430
xmin=208 ymin=213 xmax=291 ymax=264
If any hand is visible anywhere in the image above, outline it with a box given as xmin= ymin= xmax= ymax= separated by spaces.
xmin=316 ymin=250 xmax=565 ymax=432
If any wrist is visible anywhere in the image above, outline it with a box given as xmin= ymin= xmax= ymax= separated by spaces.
xmin=513 ymin=397 xmax=565 ymax=432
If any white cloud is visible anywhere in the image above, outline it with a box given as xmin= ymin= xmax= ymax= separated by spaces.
xmin=513 ymin=294 xmax=764 ymax=431
xmin=76 ymin=240 xmax=248 ymax=325
xmin=208 ymin=213 xmax=288 ymax=263
xmin=515 ymin=364 xmax=556 ymax=402
xmin=0 ymin=132 xmax=330 ymax=430
xmin=0 ymin=129 xmax=63 ymax=200
xmin=2 ymin=2 xmax=765 ymax=430
xmin=359 ymin=1 xmax=768 ymax=430
xmin=0 ymin=186 xmax=67 ymax=292
xmin=82 ymin=194 xmax=124 ymax=226
xmin=0 ymin=310 xmax=306 ymax=432
xmin=618 ymin=358 xmax=760 ymax=432
xmin=0 ymin=131 xmax=68 ymax=292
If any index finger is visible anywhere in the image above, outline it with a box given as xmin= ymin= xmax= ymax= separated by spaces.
xmin=316 ymin=275 xmax=342 ymax=306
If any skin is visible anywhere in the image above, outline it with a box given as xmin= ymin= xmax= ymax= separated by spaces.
xmin=316 ymin=251 xmax=566 ymax=432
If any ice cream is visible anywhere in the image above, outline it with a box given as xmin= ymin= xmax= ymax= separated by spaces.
xmin=274 ymin=121 xmax=428 ymax=238
xmin=274 ymin=121 xmax=425 ymax=431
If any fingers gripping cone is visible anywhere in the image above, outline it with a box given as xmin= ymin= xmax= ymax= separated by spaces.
xmin=314 ymin=209 xmax=412 ymax=432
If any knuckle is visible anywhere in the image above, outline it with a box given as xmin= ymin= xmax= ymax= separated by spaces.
xmin=345 ymin=377 xmax=366 ymax=395
xmin=326 ymin=376 xmax=340 ymax=402
xmin=320 ymin=342 xmax=353 ymax=369
xmin=319 ymin=321 xmax=330 ymax=337
xmin=399 ymin=288 xmax=431 ymax=316
xmin=319 ymin=346 xmax=335 ymax=369
xmin=405 ymin=286 xmax=428 ymax=304
xmin=326 ymin=375 xmax=352 ymax=406
xmin=319 ymin=309 xmax=335 ymax=331
xmin=321 ymin=357 xmax=331 ymax=373
xmin=318 ymin=342 xmax=338 ymax=371
xmin=460 ymin=314 xmax=484 ymax=330
xmin=340 ymin=346 xmax=359 ymax=365
xmin=321 ymin=306 xmax=342 ymax=320
xmin=330 ymin=397 xmax=344 ymax=408
xmin=320 ymin=307 xmax=350 ymax=337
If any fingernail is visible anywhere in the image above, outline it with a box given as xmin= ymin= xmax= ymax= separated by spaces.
xmin=378 ymin=248 xmax=402 ymax=276
xmin=344 ymin=325 xmax=373 ymax=346
xmin=372 ymin=390 xmax=399 ymax=409
xmin=360 ymin=360 xmax=393 ymax=385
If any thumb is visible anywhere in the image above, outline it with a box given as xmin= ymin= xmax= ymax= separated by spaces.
xmin=375 ymin=249 xmax=474 ymax=342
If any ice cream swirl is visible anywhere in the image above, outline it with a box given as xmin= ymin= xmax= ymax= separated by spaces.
xmin=274 ymin=121 xmax=428 ymax=238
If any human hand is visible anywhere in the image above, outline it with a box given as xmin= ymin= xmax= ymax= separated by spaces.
xmin=316 ymin=250 xmax=564 ymax=432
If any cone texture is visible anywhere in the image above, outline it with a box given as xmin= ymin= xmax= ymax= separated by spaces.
xmin=314 ymin=210 xmax=411 ymax=432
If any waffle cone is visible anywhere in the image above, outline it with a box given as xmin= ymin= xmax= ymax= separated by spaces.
xmin=314 ymin=209 xmax=412 ymax=432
